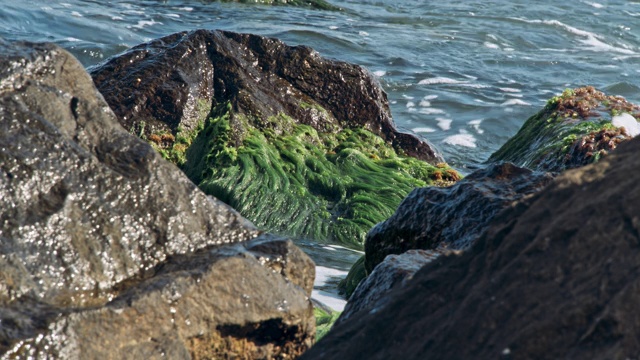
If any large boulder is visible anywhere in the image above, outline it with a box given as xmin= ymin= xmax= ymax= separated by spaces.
xmin=489 ymin=86 xmax=639 ymax=172
xmin=0 ymin=39 xmax=314 ymax=358
xmin=363 ymin=162 xmax=554 ymax=273
xmin=90 ymin=30 xmax=459 ymax=247
xmin=302 ymin=129 xmax=640 ymax=359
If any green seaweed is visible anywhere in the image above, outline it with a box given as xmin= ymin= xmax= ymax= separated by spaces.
xmin=490 ymin=86 xmax=638 ymax=172
xmin=337 ymin=255 xmax=366 ymax=298
xmin=183 ymin=102 xmax=459 ymax=248
xmin=314 ymin=307 xmax=341 ymax=341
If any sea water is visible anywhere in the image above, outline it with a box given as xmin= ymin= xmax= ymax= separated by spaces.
xmin=2 ymin=0 xmax=639 ymax=309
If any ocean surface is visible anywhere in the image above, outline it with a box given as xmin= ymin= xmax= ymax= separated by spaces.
xmin=3 ymin=0 xmax=640 ymax=310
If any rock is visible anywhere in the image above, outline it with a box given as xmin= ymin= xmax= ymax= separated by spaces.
xmin=363 ymin=162 xmax=554 ymax=273
xmin=90 ymin=30 xmax=459 ymax=247
xmin=0 ymin=39 xmax=314 ymax=358
xmin=208 ymin=0 xmax=341 ymax=10
xmin=489 ymin=86 xmax=639 ymax=172
xmin=336 ymin=249 xmax=445 ymax=326
xmin=302 ymin=134 xmax=640 ymax=360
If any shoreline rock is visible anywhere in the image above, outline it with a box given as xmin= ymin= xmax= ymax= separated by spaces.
xmin=0 ymin=39 xmax=315 ymax=359
xmin=90 ymin=30 xmax=459 ymax=247
xmin=302 ymin=121 xmax=640 ymax=360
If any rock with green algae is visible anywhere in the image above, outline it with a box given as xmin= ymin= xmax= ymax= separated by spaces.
xmin=208 ymin=0 xmax=341 ymax=11
xmin=90 ymin=29 xmax=459 ymax=248
xmin=489 ymin=86 xmax=640 ymax=172
xmin=183 ymin=103 xmax=460 ymax=247
xmin=314 ymin=307 xmax=341 ymax=341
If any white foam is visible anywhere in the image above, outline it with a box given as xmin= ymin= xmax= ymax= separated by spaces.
xmin=484 ymin=42 xmax=500 ymax=49
xmin=112 ymin=16 xmax=124 ymax=20
xmin=71 ymin=11 xmax=82 ymax=17
xmin=65 ymin=37 xmax=80 ymax=42
xmin=359 ymin=31 xmax=369 ymax=36
xmin=419 ymin=108 xmax=445 ymax=115
xmin=585 ymin=1 xmax=604 ymax=8
xmin=406 ymin=101 xmax=416 ymax=108
xmin=402 ymin=94 xmax=414 ymax=100
xmin=166 ymin=13 xmax=180 ymax=18
xmin=501 ymin=99 xmax=531 ymax=106
xmin=419 ymin=100 xmax=431 ymax=107
xmin=418 ymin=77 xmax=465 ymax=85
xmin=412 ymin=127 xmax=437 ymax=133
xmin=312 ymin=290 xmax=346 ymax=312
xmin=468 ymin=119 xmax=484 ymax=134
xmin=612 ymin=113 xmax=640 ymax=137
xmin=129 ymin=20 xmax=163 ymax=29
xmin=178 ymin=7 xmax=193 ymax=11
xmin=499 ymin=87 xmax=521 ymax=93
xmin=443 ymin=132 xmax=477 ymax=148
xmin=436 ymin=118 xmax=452 ymax=131
xmin=516 ymin=18 xmax=635 ymax=55
xmin=315 ymin=266 xmax=347 ymax=286
xmin=329 ymin=26 xmax=338 ymax=30
xmin=423 ymin=95 xmax=438 ymax=100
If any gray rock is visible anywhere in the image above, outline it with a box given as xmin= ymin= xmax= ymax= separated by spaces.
xmin=0 ymin=39 xmax=314 ymax=358
xmin=336 ymin=249 xmax=446 ymax=326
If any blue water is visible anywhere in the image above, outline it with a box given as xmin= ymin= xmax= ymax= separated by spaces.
xmin=2 ymin=0 xmax=639 ymax=309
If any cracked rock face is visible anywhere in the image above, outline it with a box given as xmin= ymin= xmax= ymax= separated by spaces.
xmin=0 ymin=39 xmax=315 ymax=359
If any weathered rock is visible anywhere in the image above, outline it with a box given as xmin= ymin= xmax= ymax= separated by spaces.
xmin=336 ymin=249 xmax=444 ymax=326
xmin=206 ymin=0 xmax=341 ymax=10
xmin=490 ymin=86 xmax=639 ymax=172
xmin=0 ymin=39 xmax=314 ymax=358
xmin=364 ymin=162 xmax=554 ymax=273
xmin=302 ymin=133 xmax=640 ymax=360
xmin=90 ymin=30 xmax=458 ymax=247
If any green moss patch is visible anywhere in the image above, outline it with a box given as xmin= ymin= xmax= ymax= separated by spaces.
xmin=490 ymin=86 xmax=639 ymax=172
xmin=183 ymin=103 xmax=459 ymax=248
xmin=314 ymin=307 xmax=341 ymax=341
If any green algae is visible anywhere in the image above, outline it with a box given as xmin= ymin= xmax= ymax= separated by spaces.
xmin=337 ymin=255 xmax=366 ymax=299
xmin=490 ymin=86 xmax=638 ymax=172
xmin=314 ymin=307 xmax=341 ymax=341
xmin=183 ymin=103 xmax=459 ymax=248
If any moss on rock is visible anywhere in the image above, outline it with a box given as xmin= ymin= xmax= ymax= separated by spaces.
xmin=337 ymin=255 xmax=366 ymax=299
xmin=183 ymin=103 xmax=459 ymax=248
xmin=490 ymin=86 xmax=640 ymax=172
xmin=314 ymin=307 xmax=341 ymax=341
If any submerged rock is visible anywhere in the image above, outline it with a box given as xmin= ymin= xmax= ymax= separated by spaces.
xmin=363 ymin=162 xmax=553 ymax=273
xmin=90 ymin=30 xmax=458 ymax=247
xmin=302 ymin=133 xmax=640 ymax=360
xmin=0 ymin=39 xmax=314 ymax=358
xmin=206 ymin=0 xmax=341 ymax=10
xmin=490 ymin=86 xmax=639 ymax=172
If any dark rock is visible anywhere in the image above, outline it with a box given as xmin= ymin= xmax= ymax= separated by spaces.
xmin=302 ymin=133 xmax=640 ymax=360
xmin=204 ymin=0 xmax=341 ymax=11
xmin=90 ymin=29 xmax=443 ymax=164
xmin=364 ymin=162 xmax=554 ymax=273
xmin=489 ymin=86 xmax=639 ymax=172
xmin=336 ymin=249 xmax=445 ymax=326
xmin=90 ymin=30 xmax=458 ymax=247
xmin=0 ymin=39 xmax=314 ymax=358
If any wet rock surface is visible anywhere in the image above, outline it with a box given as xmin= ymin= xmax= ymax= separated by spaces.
xmin=0 ymin=39 xmax=314 ymax=359
xmin=364 ymin=162 xmax=554 ymax=273
xmin=490 ymin=86 xmax=639 ymax=172
xmin=90 ymin=30 xmax=457 ymax=248
xmin=336 ymin=249 xmax=445 ymax=326
xmin=302 ymin=134 xmax=640 ymax=360
xmin=90 ymin=29 xmax=443 ymax=164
